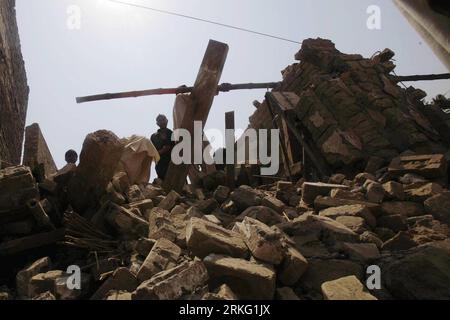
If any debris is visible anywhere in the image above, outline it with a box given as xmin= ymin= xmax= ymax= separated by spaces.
xmin=382 ymin=181 xmax=405 ymax=200
xmin=1 ymin=35 xmax=450 ymax=301
xmin=213 ymin=185 xmax=231 ymax=204
xmin=278 ymin=244 xmax=308 ymax=286
xmin=424 ymin=192 xmax=450 ymax=225
xmin=137 ymin=238 xmax=181 ymax=283
xmin=377 ymin=214 xmax=407 ymax=233
xmin=204 ymin=254 xmax=276 ymax=300
xmin=321 ymin=275 xmax=377 ymax=300
xmin=235 ymin=206 xmax=285 ymax=226
xmin=388 ymin=154 xmax=448 ymax=179
xmin=239 ymin=217 xmax=284 ymax=265
xmin=381 ymin=201 xmax=425 ymax=217
xmin=319 ymin=205 xmax=376 ymax=228
xmin=105 ymin=204 xmax=149 ymax=238
xmin=202 ymin=284 xmax=238 ymax=300
xmin=23 ymin=123 xmax=58 ymax=179
xmin=16 ymin=257 xmax=51 ymax=298
xmin=158 ymin=190 xmax=181 ymax=211
xmin=340 ymin=242 xmax=380 ymax=262
xmin=381 ymin=231 xmax=418 ymax=251
xmin=68 ymin=130 xmax=124 ymax=214
xmin=299 ymin=259 xmax=364 ymax=299
xmin=91 ymin=268 xmax=138 ymax=300
xmin=186 ymin=217 xmax=248 ymax=258
xmin=302 ymin=182 xmax=348 ymax=204
xmin=380 ymin=241 xmax=450 ymax=299
xmin=404 ymin=182 xmax=443 ymax=202
xmin=133 ymin=259 xmax=208 ymax=300
xmin=230 ymin=185 xmax=263 ymax=211
xmin=0 ymin=166 xmax=39 ymax=224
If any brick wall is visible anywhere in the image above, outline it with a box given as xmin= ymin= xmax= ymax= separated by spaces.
xmin=0 ymin=0 xmax=29 ymax=165
xmin=248 ymin=38 xmax=449 ymax=175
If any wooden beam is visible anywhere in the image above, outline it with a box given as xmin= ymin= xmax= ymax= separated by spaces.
xmin=76 ymin=82 xmax=279 ymax=104
xmin=266 ymin=92 xmax=332 ymax=180
xmin=266 ymin=103 xmax=293 ymax=181
xmin=163 ymin=40 xmax=229 ymax=192
xmin=0 ymin=229 xmax=65 ymax=256
xmin=394 ymin=73 xmax=450 ymax=82
xmin=225 ymin=111 xmax=236 ymax=189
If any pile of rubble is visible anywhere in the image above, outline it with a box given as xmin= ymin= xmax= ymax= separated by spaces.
xmin=249 ymin=39 xmax=450 ymax=180
xmin=1 ymin=127 xmax=449 ymax=300
xmin=1 ymin=38 xmax=449 ymax=300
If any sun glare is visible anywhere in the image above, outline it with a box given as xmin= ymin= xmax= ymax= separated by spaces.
xmin=93 ymin=0 xmax=151 ymax=28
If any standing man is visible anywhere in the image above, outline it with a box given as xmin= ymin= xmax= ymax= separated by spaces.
xmin=151 ymin=114 xmax=175 ymax=180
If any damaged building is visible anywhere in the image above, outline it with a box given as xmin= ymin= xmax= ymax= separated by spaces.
xmin=0 ymin=0 xmax=29 ymax=166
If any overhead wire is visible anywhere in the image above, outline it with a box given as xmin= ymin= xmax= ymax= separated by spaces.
xmin=106 ymin=0 xmax=302 ymax=45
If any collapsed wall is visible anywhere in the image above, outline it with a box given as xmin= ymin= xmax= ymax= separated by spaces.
xmin=0 ymin=0 xmax=29 ymax=165
xmin=249 ymin=38 xmax=449 ymax=176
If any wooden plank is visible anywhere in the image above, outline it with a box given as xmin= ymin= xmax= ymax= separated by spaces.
xmin=265 ymin=95 xmax=293 ymax=181
xmin=76 ymin=82 xmax=280 ymax=104
xmin=266 ymin=92 xmax=332 ymax=180
xmin=225 ymin=111 xmax=236 ymax=189
xmin=163 ymin=40 xmax=229 ymax=192
xmin=0 ymin=228 xmax=65 ymax=256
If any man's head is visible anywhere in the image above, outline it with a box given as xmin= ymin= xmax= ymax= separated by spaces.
xmin=65 ymin=149 xmax=78 ymax=164
xmin=156 ymin=114 xmax=168 ymax=129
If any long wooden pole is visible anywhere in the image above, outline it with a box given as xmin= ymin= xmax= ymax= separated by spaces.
xmin=225 ymin=111 xmax=236 ymax=189
xmin=76 ymin=82 xmax=280 ymax=104
xmin=75 ymin=73 xmax=450 ymax=104
xmin=393 ymin=73 xmax=450 ymax=82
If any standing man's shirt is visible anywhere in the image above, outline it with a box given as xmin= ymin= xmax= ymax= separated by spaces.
xmin=151 ymin=128 xmax=175 ymax=180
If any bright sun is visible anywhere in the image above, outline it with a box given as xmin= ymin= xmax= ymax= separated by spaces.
xmin=93 ymin=0 xmax=150 ymax=27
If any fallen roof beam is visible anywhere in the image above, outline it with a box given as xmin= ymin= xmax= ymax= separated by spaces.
xmin=76 ymin=82 xmax=279 ymax=104
xmin=163 ymin=40 xmax=229 ymax=193
xmin=75 ymin=73 xmax=450 ymax=104
xmin=394 ymin=73 xmax=450 ymax=82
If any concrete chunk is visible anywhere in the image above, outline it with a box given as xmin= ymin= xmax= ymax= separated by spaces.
xmin=388 ymin=154 xmax=447 ymax=179
xmin=91 ymin=267 xmax=138 ymax=300
xmin=16 ymin=257 xmax=51 ymax=298
xmin=133 ymin=259 xmax=208 ymax=300
xmin=23 ymin=123 xmax=57 ymax=178
xmin=158 ymin=191 xmax=181 ymax=211
xmin=68 ymin=130 xmax=124 ymax=213
xmin=240 ymin=217 xmax=284 ymax=265
xmin=137 ymin=239 xmax=181 ymax=283
xmin=340 ymin=242 xmax=380 ymax=262
xmin=204 ymin=254 xmax=276 ymax=300
xmin=302 ymin=182 xmax=348 ymax=204
xmin=424 ymin=192 xmax=450 ymax=225
xmin=147 ymin=207 xmax=178 ymax=242
xmin=278 ymin=245 xmax=308 ymax=286
xmin=321 ymin=275 xmax=377 ymax=300
xmin=319 ymin=204 xmax=376 ymax=228
xmin=106 ymin=204 xmax=149 ymax=237
xmin=186 ymin=217 xmax=248 ymax=258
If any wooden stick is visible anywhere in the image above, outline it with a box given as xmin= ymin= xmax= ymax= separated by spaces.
xmin=75 ymin=72 xmax=450 ymax=104
xmin=76 ymin=82 xmax=280 ymax=104
xmin=163 ymin=40 xmax=229 ymax=193
xmin=394 ymin=73 xmax=450 ymax=82
xmin=225 ymin=111 xmax=236 ymax=189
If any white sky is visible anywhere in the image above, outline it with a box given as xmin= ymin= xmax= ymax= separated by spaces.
xmin=16 ymin=0 xmax=449 ymax=175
